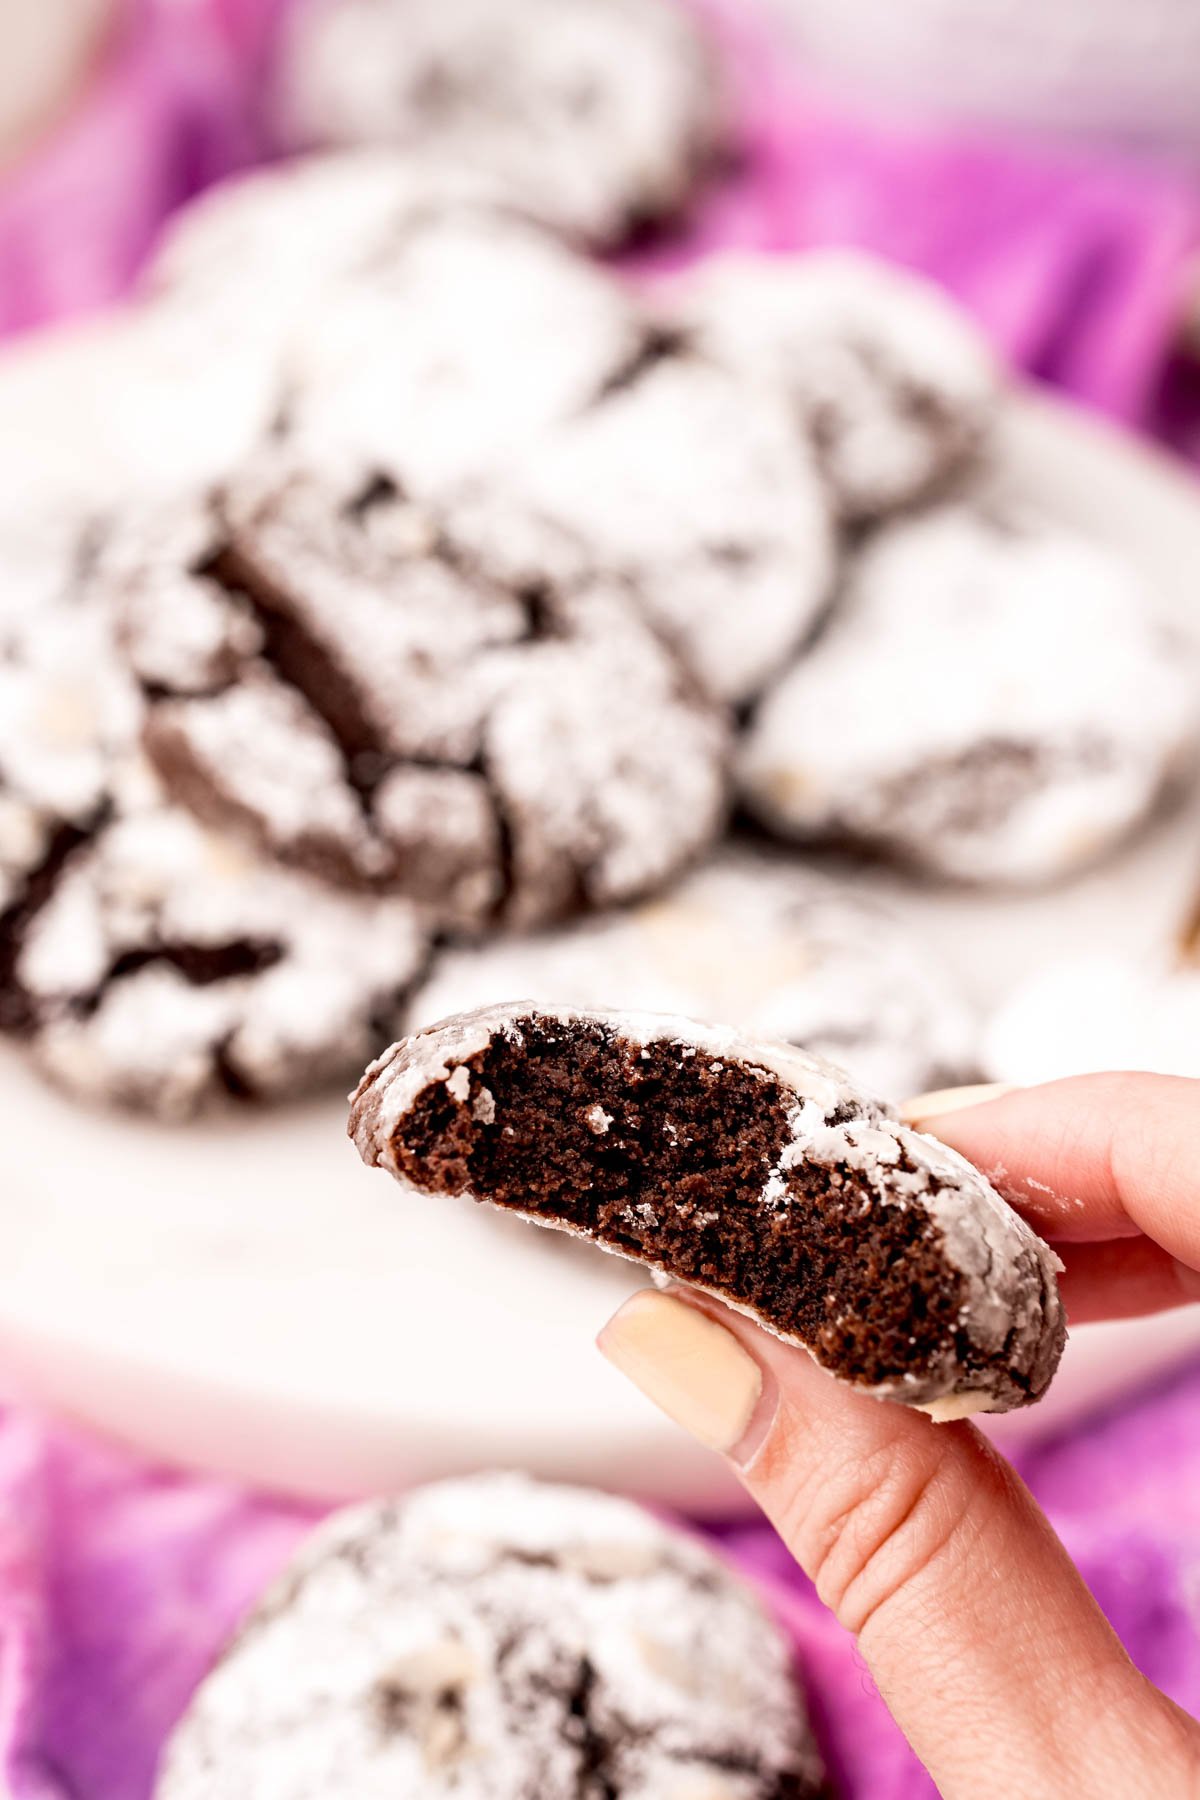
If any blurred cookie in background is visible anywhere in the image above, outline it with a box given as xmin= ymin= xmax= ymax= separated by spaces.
xmin=114 ymin=462 xmax=730 ymax=932
xmin=148 ymin=174 xmax=646 ymax=491
xmin=740 ymin=498 xmax=1200 ymax=886
xmin=984 ymin=951 xmax=1200 ymax=1086
xmin=671 ymin=249 xmax=1000 ymax=523
xmin=0 ymin=518 xmax=142 ymax=1016
xmin=268 ymin=0 xmax=731 ymax=247
xmin=9 ymin=793 xmax=430 ymax=1120
xmin=452 ymin=353 xmax=836 ymax=707
xmin=409 ymin=849 xmax=977 ymax=1101
xmin=156 ymin=1472 xmax=826 ymax=1800
xmin=985 ymin=875 xmax=1200 ymax=1083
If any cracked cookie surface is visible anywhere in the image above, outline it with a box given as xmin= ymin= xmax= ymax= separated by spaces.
xmin=268 ymin=0 xmax=730 ymax=247
xmin=352 ymin=1004 xmax=1065 ymax=1413
xmin=116 ymin=461 xmax=730 ymax=931
xmin=156 ymin=1472 xmax=825 ymax=1800
xmin=740 ymin=500 xmax=1200 ymax=884
xmin=10 ymin=796 xmax=430 ymax=1119
xmin=450 ymin=354 xmax=835 ymax=707
xmin=671 ymin=249 xmax=999 ymax=522
xmin=0 ymin=529 xmax=432 ymax=1116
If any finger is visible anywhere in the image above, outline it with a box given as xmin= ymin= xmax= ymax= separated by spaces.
xmin=599 ymin=1288 xmax=1199 ymax=1800
xmin=1056 ymin=1237 xmax=1200 ymax=1324
xmin=903 ymin=1073 xmax=1200 ymax=1258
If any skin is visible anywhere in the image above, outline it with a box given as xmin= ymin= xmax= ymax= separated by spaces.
xmin=600 ymin=1074 xmax=1200 ymax=1799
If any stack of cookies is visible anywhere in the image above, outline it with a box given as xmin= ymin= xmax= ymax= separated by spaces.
xmin=2 ymin=0 xmax=1197 ymax=1125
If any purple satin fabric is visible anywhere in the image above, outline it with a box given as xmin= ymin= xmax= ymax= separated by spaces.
xmin=0 ymin=3 xmax=1198 ymax=1793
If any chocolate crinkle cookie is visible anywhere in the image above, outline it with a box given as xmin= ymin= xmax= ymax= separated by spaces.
xmin=268 ymin=0 xmax=730 ymax=248
xmin=115 ymin=460 xmax=730 ymax=932
xmin=740 ymin=500 xmax=1200 ymax=885
xmin=153 ymin=182 xmax=649 ymax=493
xmin=408 ymin=849 xmax=978 ymax=1103
xmin=0 ymin=513 xmax=432 ymax=1118
xmin=8 ymin=797 xmax=430 ymax=1119
xmin=351 ymin=1005 xmax=1065 ymax=1416
xmin=671 ymin=249 xmax=1000 ymax=522
xmin=156 ymin=1472 xmax=826 ymax=1800
xmin=451 ymin=353 xmax=835 ymax=707
xmin=0 ymin=528 xmax=143 ymax=1025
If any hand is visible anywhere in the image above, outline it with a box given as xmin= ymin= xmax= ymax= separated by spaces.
xmin=598 ymin=1073 xmax=1200 ymax=1800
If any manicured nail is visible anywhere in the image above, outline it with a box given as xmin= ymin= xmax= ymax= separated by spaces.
xmin=597 ymin=1290 xmax=763 ymax=1454
xmin=901 ymin=1082 xmax=1019 ymax=1126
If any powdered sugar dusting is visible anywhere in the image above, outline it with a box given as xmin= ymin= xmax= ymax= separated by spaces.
xmin=741 ymin=498 xmax=1200 ymax=882
xmin=408 ymin=848 xmax=977 ymax=1100
xmin=461 ymin=357 xmax=835 ymax=705
xmin=269 ymin=0 xmax=728 ymax=247
xmin=118 ymin=469 xmax=729 ymax=930
xmin=352 ymin=1003 xmax=1064 ymax=1411
xmin=156 ymin=1473 xmax=822 ymax=1800
xmin=18 ymin=800 xmax=430 ymax=1118
xmin=671 ymin=247 xmax=999 ymax=520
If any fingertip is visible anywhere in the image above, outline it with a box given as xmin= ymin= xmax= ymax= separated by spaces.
xmin=899 ymin=1081 xmax=1021 ymax=1127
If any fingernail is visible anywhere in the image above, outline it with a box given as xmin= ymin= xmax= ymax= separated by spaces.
xmin=597 ymin=1290 xmax=763 ymax=1455
xmin=900 ymin=1082 xmax=1019 ymax=1125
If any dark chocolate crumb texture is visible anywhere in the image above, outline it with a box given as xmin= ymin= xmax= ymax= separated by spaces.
xmin=350 ymin=1004 xmax=1065 ymax=1416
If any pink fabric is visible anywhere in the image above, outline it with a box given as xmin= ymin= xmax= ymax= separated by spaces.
xmin=1 ymin=2 xmax=1199 ymax=1793
xmin=2 ymin=1362 xmax=1200 ymax=1800
xmin=0 ymin=0 xmax=252 ymax=335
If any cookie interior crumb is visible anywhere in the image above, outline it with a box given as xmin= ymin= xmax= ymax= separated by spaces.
xmin=385 ymin=1013 xmax=969 ymax=1392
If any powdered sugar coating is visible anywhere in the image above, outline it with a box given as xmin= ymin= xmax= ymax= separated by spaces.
xmin=269 ymin=0 xmax=728 ymax=247
xmin=352 ymin=1003 xmax=1065 ymax=1411
xmin=116 ymin=464 xmax=730 ymax=930
xmin=281 ymin=203 xmax=646 ymax=491
xmin=672 ymin=249 xmax=1000 ymax=521
xmin=156 ymin=1473 xmax=823 ymax=1800
xmin=741 ymin=500 xmax=1200 ymax=884
xmin=0 ymin=525 xmax=141 ymax=918
xmin=410 ymin=849 xmax=977 ymax=1100
xmin=151 ymin=176 xmax=645 ymax=494
xmin=453 ymin=357 xmax=836 ymax=706
xmin=16 ymin=798 xmax=430 ymax=1119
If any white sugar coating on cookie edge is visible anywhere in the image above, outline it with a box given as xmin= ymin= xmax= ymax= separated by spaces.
xmin=0 ymin=533 xmax=144 ymax=908
xmin=146 ymin=162 xmax=648 ymax=495
xmin=115 ymin=475 xmax=730 ymax=930
xmin=408 ymin=849 xmax=977 ymax=1100
xmin=268 ymin=0 xmax=728 ymax=246
xmin=283 ymin=206 xmax=647 ymax=491
xmin=463 ymin=358 xmax=836 ymax=705
xmin=740 ymin=499 xmax=1200 ymax=883
xmin=352 ymin=1002 xmax=1064 ymax=1412
xmin=668 ymin=248 xmax=1000 ymax=517
xmin=18 ymin=801 xmax=431 ymax=1118
xmin=156 ymin=1473 xmax=823 ymax=1800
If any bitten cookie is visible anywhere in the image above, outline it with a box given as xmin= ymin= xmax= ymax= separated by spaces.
xmin=740 ymin=501 xmax=1200 ymax=884
xmin=452 ymin=354 xmax=835 ymax=706
xmin=351 ymin=1004 xmax=1066 ymax=1415
xmin=9 ymin=797 xmax=430 ymax=1119
xmin=116 ymin=463 xmax=729 ymax=931
xmin=410 ymin=850 xmax=977 ymax=1101
xmin=671 ymin=250 xmax=999 ymax=522
xmin=269 ymin=0 xmax=729 ymax=247
xmin=156 ymin=1473 xmax=825 ymax=1800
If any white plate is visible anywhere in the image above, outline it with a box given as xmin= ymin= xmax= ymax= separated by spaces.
xmin=1 ymin=319 xmax=1199 ymax=1508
